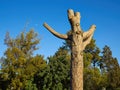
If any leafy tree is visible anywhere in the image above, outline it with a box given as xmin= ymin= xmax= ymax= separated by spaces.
xmin=25 ymin=78 xmax=38 ymax=90
xmin=83 ymin=39 xmax=100 ymax=90
xmin=35 ymin=46 xmax=70 ymax=90
xmin=1 ymin=30 xmax=46 ymax=90
xmin=84 ymin=39 xmax=101 ymax=68
xmin=100 ymin=45 xmax=120 ymax=90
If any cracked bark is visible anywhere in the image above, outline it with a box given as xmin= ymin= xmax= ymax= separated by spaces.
xmin=43 ymin=9 xmax=96 ymax=90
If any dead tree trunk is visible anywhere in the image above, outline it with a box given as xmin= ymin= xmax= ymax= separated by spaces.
xmin=43 ymin=9 xmax=96 ymax=90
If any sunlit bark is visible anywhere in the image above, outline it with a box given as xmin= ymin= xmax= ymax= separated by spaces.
xmin=43 ymin=9 xmax=96 ymax=90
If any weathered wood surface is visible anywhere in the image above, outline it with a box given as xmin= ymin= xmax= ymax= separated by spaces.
xmin=43 ymin=9 xmax=96 ymax=90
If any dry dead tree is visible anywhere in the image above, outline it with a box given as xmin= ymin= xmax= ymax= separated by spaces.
xmin=43 ymin=9 xmax=96 ymax=90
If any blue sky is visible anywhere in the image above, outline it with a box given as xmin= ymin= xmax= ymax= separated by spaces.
xmin=0 ymin=0 xmax=120 ymax=64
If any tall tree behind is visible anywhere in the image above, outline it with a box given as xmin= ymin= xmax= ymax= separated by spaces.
xmin=1 ymin=30 xmax=46 ymax=90
xmin=83 ymin=39 xmax=103 ymax=90
xmin=34 ymin=46 xmax=70 ymax=90
xmin=100 ymin=45 xmax=120 ymax=90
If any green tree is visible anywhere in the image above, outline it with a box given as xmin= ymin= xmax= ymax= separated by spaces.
xmin=35 ymin=46 xmax=70 ymax=90
xmin=83 ymin=39 xmax=103 ymax=90
xmin=25 ymin=79 xmax=38 ymax=90
xmin=100 ymin=45 xmax=120 ymax=90
xmin=1 ymin=30 xmax=46 ymax=90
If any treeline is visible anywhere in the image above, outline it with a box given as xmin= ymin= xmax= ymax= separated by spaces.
xmin=0 ymin=30 xmax=120 ymax=90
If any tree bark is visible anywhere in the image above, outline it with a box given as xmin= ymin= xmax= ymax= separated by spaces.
xmin=70 ymin=30 xmax=84 ymax=90
xmin=43 ymin=9 xmax=96 ymax=90
xmin=43 ymin=23 xmax=68 ymax=40
xmin=68 ymin=9 xmax=84 ymax=90
xmin=68 ymin=9 xmax=96 ymax=90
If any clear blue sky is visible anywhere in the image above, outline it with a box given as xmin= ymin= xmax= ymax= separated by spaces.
xmin=0 ymin=0 xmax=120 ymax=64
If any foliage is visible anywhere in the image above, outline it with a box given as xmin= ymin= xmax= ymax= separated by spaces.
xmin=25 ymin=79 xmax=38 ymax=90
xmin=1 ymin=30 xmax=46 ymax=90
xmin=34 ymin=46 xmax=70 ymax=90
xmin=100 ymin=45 xmax=120 ymax=90
xmin=83 ymin=39 xmax=103 ymax=90
xmin=0 ymin=30 xmax=120 ymax=90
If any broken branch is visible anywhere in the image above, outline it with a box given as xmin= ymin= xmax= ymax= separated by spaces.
xmin=43 ymin=23 xmax=68 ymax=40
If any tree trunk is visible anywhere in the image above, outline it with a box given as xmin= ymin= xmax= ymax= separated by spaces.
xmin=71 ymin=31 xmax=83 ymax=90
xmin=43 ymin=9 xmax=96 ymax=90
